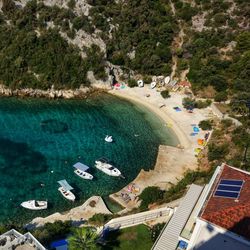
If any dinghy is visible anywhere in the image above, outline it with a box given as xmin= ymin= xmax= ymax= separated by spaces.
xmin=150 ymin=82 xmax=157 ymax=89
xmin=21 ymin=200 xmax=47 ymax=210
xmin=73 ymin=162 xmax=93 ymax=180
xmin=164 ymin=76 xmax=170 ymax=85
xmin=58 ymin=180 xmax=75 ymax=201
xmin=137 ymin=80 xmax=144 ymax=88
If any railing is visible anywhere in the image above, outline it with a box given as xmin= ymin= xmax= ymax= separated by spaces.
xmin=106 ymin=207 xmax=173 ymax=229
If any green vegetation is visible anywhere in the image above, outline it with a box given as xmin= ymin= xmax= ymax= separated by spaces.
xmin=150 ymin=223 xmax=165 ymax=242
xmin=199 ymin=120 xmax=213 ymax=130
xmin=68 ymin=227 xmax=99 ymax=250
xmin=206 ymin=121 xmax=250 ymax=170
xmin=88 ymin=213 xmax=113 ymax=226
xmin=90 ymin=0 xmax=177 ymax=75
xmin=0 ymin=0 xmax=107 ymax=89
xmin=182 ymin=97 xmax=211 ymax=109
xmin=31 ymin=220 xmax=72 ymax=246
xmin=103 ymin=224 xmax=153 ymax=250
xmin=127 ymin=79 xmax=137 ymax=88
xmin=139 ymin=169 xmax=214 ymax=209
xmin=139 ymin=186 xmax=164 ymax=210
xmin=161 ymin=90 xmax=170 ymax=99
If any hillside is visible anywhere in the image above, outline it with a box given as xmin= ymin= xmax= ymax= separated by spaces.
xmin=0 ymin=0 xmax=249 ymax=105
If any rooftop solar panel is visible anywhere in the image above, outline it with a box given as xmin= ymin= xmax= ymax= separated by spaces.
xmin=214 ymin=190 xmax=239 ymax=198
xmin=220 ymin=180 xmax=243 ymax=186
xmin=217 ymin=185 xmax=241 ymax=192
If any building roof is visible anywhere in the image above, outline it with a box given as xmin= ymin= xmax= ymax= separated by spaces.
xmin=153 ymin=184 xmax=204 ymax=250
xmin=0 ymin=229 xmax=46 ymax=250
xmin=178 ymin=81 xmax=191 ymax=87
xmin=201 ymin=164 xmax=250 ymax=240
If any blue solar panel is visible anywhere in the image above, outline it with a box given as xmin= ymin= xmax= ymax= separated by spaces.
xmin=217 ymin=185 xmax=241 ymax=192
xmin=214 ymin=191 xmax=239 ymax=198
xmin=220 ymin=180 xmax=243 ymax=186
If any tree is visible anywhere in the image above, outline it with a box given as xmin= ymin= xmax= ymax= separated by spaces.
xmin=214 ymin=92 xmax=228 ymax=102
xmin=127 ymin=78 xmax=137 ymax=88
xmin=139 ymin=186 xmax=164 ymax=210
xmin=199 ymin=120 xmax=212 ymax=130
xmin=161 ymin=90 xmax=170 ymax=99
xmin=68 ymin=227 xmax=99 ymax=250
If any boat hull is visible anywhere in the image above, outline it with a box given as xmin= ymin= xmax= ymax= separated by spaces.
xmin=74 ymin=169 xmax=93 ymax=180
xmin=58 ymin=187 xmax=75 ymax=201
xmin=21 ymin=200 xmax=47 ymax=210
xmin=95 ymin=162 xmax=121 ymax=177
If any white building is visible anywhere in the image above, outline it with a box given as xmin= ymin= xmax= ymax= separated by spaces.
xmin=0 ymin=229 xmax=46 ymax=250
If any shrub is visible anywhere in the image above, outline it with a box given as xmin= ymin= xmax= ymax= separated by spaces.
xmin=88 ymin=213 xmax=113 ymax=226
xmin=214 ymin=92 xmax=228 ymax=102
xmin=67 ymin=0 xmax=76 ymax=9
xmin=195 ymin=99 xmax=212 ymax=109
xmin=151 ymin=223 xmax=165 ymax=242
xmin=143 ymin=75 xmax=152 ymax=85
xmin=139 ymin=186 xmax=164 ymax=211
xmin=161 ymin=90 xmax=170 ymax=99
xmin=127 ymin=78 xmax=137 ymax=88
xmin=208 ymin=143 xmax=229 ymax=161
xmin=199 ymin=120 xmax=213 ymax=130
xmin=182 ymin=97 xmax=196 ymax=109
xmin=221 ymin=119 xmax=233 ymax=128
xmin=32 ymin=221 xmax=72 ymax=245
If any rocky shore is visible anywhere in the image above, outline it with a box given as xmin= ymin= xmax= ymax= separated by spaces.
xmin=0 ymin=84 xmax=112 ymax=99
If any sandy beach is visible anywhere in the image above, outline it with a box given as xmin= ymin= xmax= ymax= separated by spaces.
xmin=109 ymin=86 xmax=214 ymax=209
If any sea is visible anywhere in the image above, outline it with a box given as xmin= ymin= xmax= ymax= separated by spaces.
xmin=0 ymin=93 xmax=178 ymax=224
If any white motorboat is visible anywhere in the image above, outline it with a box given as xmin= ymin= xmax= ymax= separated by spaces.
xmin=73 ymin=162 xmax=93 ymax=180
xmin=95 ymin=158 xmax=121 ymax=177
xmin=58 ymin=180 xmax=75 ymax=201
xmin=105 ymin=135 xmax=113 ymax=143
xmin=21 ymin=200 xmax=47 ymax=210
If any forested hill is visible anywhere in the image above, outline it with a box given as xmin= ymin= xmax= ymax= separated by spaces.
xmin=0 ymin=0 xmax=249 ymax=103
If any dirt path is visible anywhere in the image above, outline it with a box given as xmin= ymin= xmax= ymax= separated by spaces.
xmin=169 ymin=1 xmax=185 ymax=80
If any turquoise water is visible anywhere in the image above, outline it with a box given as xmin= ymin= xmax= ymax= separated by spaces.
xmin=0 ymin=94 xmax=178 ymax=224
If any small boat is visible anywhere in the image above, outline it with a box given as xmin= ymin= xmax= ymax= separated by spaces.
xmin=150 ymin=81 xmax=157 ymax=89
xmin=137 ymin=80 xmax=144 ymax=88
xmin=164 ymin=76 xmax=170 ymax=85
xmin=73 ymin=162 xmax=93 ymax=180
xmin=95 ymin=158 xmax=121 ymax=177
xmin=105 ymin=135 xmax=113 ymax=143
xmin=58 ymin=180 xmax=75 ymax=201
xmin=21 ymin=200 xmax=47 ymax=210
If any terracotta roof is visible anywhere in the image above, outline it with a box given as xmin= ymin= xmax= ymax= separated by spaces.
xmin=201 ymin=164 xmax=250 ymax=240
xmin=178 ymin=81 xmax=191 ymax=87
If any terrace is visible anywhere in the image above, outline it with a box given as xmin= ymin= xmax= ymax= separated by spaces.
xmin=0 ymin=229 xmax=46 ymax=250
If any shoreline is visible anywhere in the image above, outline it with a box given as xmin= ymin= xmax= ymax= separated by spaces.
xmin=0 ymin=84 xmax=110 ymax=99
xmin=109 ymin=89 xmax=190 ymax=149
xmin=108 ymin=87 xmax=211 ymax=210
xmin=25 ymin=86 xmax=212 ymax=226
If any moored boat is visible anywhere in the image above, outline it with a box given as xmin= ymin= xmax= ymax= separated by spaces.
xmin=58 ymin=180 xmax=75 ymax=201
xmin=95 ymin=158 xmax=121 ymax=177
xmin=21 ymin=200 xmax=47 ymax=210
xmin=73 ymin=162 xmax=93 ymax=180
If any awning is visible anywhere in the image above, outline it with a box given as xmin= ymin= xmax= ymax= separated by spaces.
xmin=73 ymin=162 xmax=89 ymax=172
xmin=58 ymin=180 xmax=73 ymax=191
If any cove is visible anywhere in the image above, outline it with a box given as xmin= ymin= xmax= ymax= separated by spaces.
xmin=0 ymin=93 xmax=178 ymax=224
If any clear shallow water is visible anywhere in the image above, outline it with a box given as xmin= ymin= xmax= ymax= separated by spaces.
xmin=0 ymin=94 xmax=178 ymax=224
